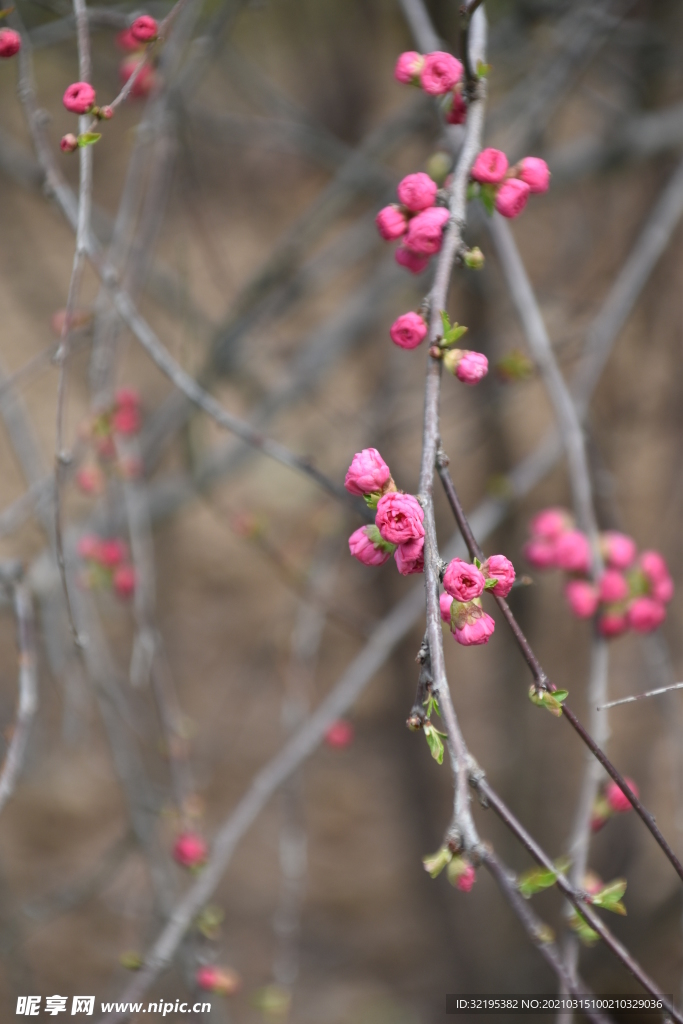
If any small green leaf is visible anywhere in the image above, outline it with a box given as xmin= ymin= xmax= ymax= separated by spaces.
xmin=78 ymin=132 xmax=101 ymax=148
xmin=476 ymin=60 xmax=491 ymax=78
xmin=440 ymin=310 xmax=451 ymax=336
xmin=423 ymin=845 xmax=452 ymax=878
xmin=553 ymin=689 xmax=569 ymax=704
xmin=484 ymin=577 xmax=498 ymax=589
xmin=569 ymin=910 xmax=599 ymax=946
xmin=444 ymin=323 xmax=468 ymax=346
xmin=517 ymin=859 xmax=570 ymax=899
xmin=479 ymin=183 xmax=496 ymax=216
xmin=495 ymin=349 xmax=534 ymax=383
xmin=473 ymin=557 xmax=482 ymax=569
xmin=424 ymin=722 xmax=444 ymax=765
xmin=528 ymin=685 xmax=569 ymax=717
xmin=591 ymin=879 xmax=627 ymax=916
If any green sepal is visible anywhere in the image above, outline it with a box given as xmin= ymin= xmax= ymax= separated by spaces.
xmin=423 ymin=845 xmax=453 ymax=878
xmin=484 ymin=577 xmax=497 ymax=589
xmin=78 ymin=132 xmax=102 ymax=148
xmin=517 ymin=857 xmax=570 ymax=899
xmin=364 ymin=523 xmax=396 ymax=554
xmin=473 ymin=557 xmax=482 ymax=569
xmin=479 ymin=183 xmax=496 ymax=216
xmin=423 ymin=722 xmax=445 ymax=764
xmin=590 ymin=879 xmax=627 ymax=916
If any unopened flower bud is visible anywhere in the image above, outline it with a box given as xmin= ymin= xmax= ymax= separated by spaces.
xmin=130 ymin=14 xmax=158 ymax=43
xmin=442 ymin=348 xmax=488 ymax=385
xmin=425 ymin=151 xmax=452 ymax=186
xmin=606 ymin=777 xmax=638 ymax=813
xmin=495 ymin=178 xmax=530 ymax=219
xmin=196 ymin=965 xmax=241 ymax=996
xmin=60 ymin=133 xmax=79 ymax=153
xmin=447 ymin=855 xmax=476 ymax=891
xmin=463 ymin=246 xmax=485 ymax=270
xmin=173 ymin=831 xmax=207 ymax=869
xmin=324 ymin=720 xmax=354 ymax=749
xmin=0 ymin=28 xmax=21 ymax=58
xmin=99 ymin=105 xmax=114 ymax=120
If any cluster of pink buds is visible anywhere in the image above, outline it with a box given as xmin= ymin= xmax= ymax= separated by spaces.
xmin=0 ymin=28 xmax=21 ymax=59
xmin=196 ymin=965 xmax=241 ymax=996
xmin=117 ymin=17 xmax=159 ymax=99
xmin=591 ymin=778 xmax=639 ymax=831
xmin=345 ymin=449 xmax=425 ymax=576
xmin=77 ymin=534 xmax=136 ymax=600
xmin=173 ymin=830 xmax=208 ymax=869
xmin=395 ymin=50 xmax=467 ymax=125
xmin=469 ymin=148 xmax=550 ymax=219
xmin=76 ymin=388 xmax=143 ymax=495
xmin=376 ymin=171 xmax=450 ymax=275
xmin=524 ymin=508 xmax=673 ymax=637
xmin=439 ymin=553 xmax=515 ymax=647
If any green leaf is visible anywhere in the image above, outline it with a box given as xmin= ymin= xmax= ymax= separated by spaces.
xmin=484 ymin=577 xmax=497 ymax=589
xmin=444 ymin=323 xmax=468 ymax=346
xmin=77 ymin=132 xmax=101 ymax=148
xmin=591 ymin=879 xmax=627 ymax=916
xmin=440 ymin=310 xmax=451 ymax=336
xmin=517 ymin=858 xmax=570 ymax=899
xmin=528 ymin=685 xmax=569 ymax=717
xmin=569 ymin=910 xmax=599 ymax=946
xmin=424 ymin=723 xmax=444 ymax=765
xmin=553 ymin=690 xmax=569 ymax=704
xmin=423 ymin=845 xmax=452 ymax=878
xmin=479 ymin=183 xmax=496 ymax=216
xmin=473 ymin=557 xmax=482 ymax=569
xmin=423 ymin=694 xmax=440 ymax=720
xmin=476 ymin=60 xmax=491 ymax=78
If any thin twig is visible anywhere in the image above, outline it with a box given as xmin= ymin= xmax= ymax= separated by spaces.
xmin=0 ymin=569 xmax=38 ymax=816
xmin=600 ymin=682 xmax=683 ymax=710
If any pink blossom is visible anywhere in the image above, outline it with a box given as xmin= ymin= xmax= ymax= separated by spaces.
xmin=598 ymin=570 xmax=628 ymax=604
xmin=115 ymin=387 xmax=140 ymax=408
xmin=0 ymin=29 xmax=21 ymax=58
xmin=482 ymin=554 xmax=515 ymax=597
xmin=565 ymin=580 xmax=599 ymax=619
xmin=119 ymin=56 xmax=156 ymax=98
xmin=653 ymin=575 xmax=674 ymax=604
xmin=116 ymin=27 xmax=141 ymax=51
xmin=397 ymin=172 xmax=437 ymax=213
xmin=495 ymin=178 xmax=530 ymax=219
xmin=376 ymin=493 xmax=424 ymax=545
xmin=530 ymin=508 xmax=571 ymax=541
xmin=63 ymin=81 xmax=96 ymax=114
xmin=348 ymin=526 xmax=392 ymax=567
xmin=606 ymin=778 xmax=638 ymax=814
xmin=455 ymin=350 xmax=488 ymax=385
xmin=113 ymin=564 xmax=136 ymax=599
xmin=196 ymin=966 xmax=241 ymax=996
xmin=420 ymin=51 xmax=463 ymax=95
xmin=446 ymin=92 xmax=467 ymax=125
xmin=60 ymin=134 xmax=79 ymax=153
xmin=98 ymin=538 xmax=128 ymax=568
xmin=453 ymin=610 xmax=495 ymax=646
xmin=640 ymin=550 xmax=669 ymax=583
xmin=395 ymin=245 xmax=430 ymax=274
xmin=394 ymin=536 xmax=424 ymax=575
xmin=113 ymin=405 xmax=141 ymax=435
xmin=518 ymin=157 xmax=550 ymax=194
xmin=404 ymin=206 xmax=450 ymax=255
xmin=598 ymin=610 xmax=628 ymax=639
xmin=523 ymin=538 xmax=557 ymax=569
xmin=130 ymin=15 xmax=158 ymax=42
xmin=390 ymin=312 xmax=427 ymax=350
xmin=601 ymin=531 xmax=636 ymax=570
xmin=440 ymin=592 xmax=454 ymax=623
xmin=173 ymin=831 xmax=207 ymax=868
xmin=77 ymin=534 xmax=101 ymax=561
xmin=394 ymin=51 xmax=424 ymax=84
xmin=376 ymin=205 xmax=408 ymax=240
xmin=455 ymin=864 xmax=476 ymax=892
xmin=324 ymin=720 xmax=354 ymax=748
xmin=555 ymin=530 xmax=590 ymax=574
xmin=76 ymin=465 xmax=105 ymax=496
xmin=443 ymin=558 xmax=485 ymax=602
xmin=471 ymin=147 xmax=508 ymax=184
xmin=344 ymin=448 xmax=391 ymax=496
xmin=627 ymin=596 xmax=665 ymax=633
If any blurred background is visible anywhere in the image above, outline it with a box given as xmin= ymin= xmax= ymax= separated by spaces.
xmin=0 ymin=0 xmax=682 ymax=1020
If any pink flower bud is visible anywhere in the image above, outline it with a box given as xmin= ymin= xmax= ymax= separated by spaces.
xmin=443 ymin=558 xmax=485 ymax=602
xmin=394 ymin=536 xmax=424 ymax=575
xmin=76 ymin=464 xmax=105 ymax=495
xmin=376 ymin=492 xmax=425 ymax=545
xmin=565 ymin=580 xmax=599 ymax=619
xmin=446 ymin=92 xmax=467 ymax=125
xmin=627 ymin=596 xmax=665 ymax=633
xmin=606 ymin=777 xmax=638 ymax=814
xmin=375 ymin=204 xmax=408 ymax=241
xmin=482 ymin=554 xmax=515 ymax=597
xmin=77 ymin=534 xmax=102 ymax=561
xmin=601 ymin=531 xmax=636 ymax=570
xmin=518 ymin=156 xmax=550 ymax=194
xmin=420 ymin=51 xmax=463 ymax=96
xmin=115 ymin=387 xmax=141 ymax=408
xmin=397 ymin=172 xmax=437 ymax=213
xmin=598 ymin=610 xmax=628 ymax=639
xmin=113 ymin=404 xmax=141 ymax=435
xmin=395 ymin=245 xmax=430 ymax=274
xmin=443 ymin=349 xmax=488 ymax=385
xmin=324 ymin=720 xmax=354 ymax=749
xmin=116 ymin=27 xmax=141 ymax=51
xmin=100 ymin=105 xmax=114 ymax=120
xmin=113 ymin=564 xmax=136 ymax=599
xmin=196 ymin=966 xmax=241 ymax=996
xmin=130 ymin=15 xmax=158 ymax=42
xmin=452 ymin=605 xmax=495 ymax=646
xmin=471 ymin=147 xmax=508 ymax=184
xmin=0 ymin=28 xmax=21 ymax=58
xmin=530 ymin=508 xmax=572 ymax=541
xmin=63 ymin=81 xmax=96 ymax=114
xmin=555 ymin=530 xmax=590 ymax=574
xmin=394 ymin=51 xmax=424 ymax=84
xmin=404 ymin=206 xmax=450 ymax=255
xmin=348 ymin=525 xmax=393 ymax=567
xmin=344 ymin=448 xmax=391 ymax=496
xmin=523 ymin=538 xmax=557 ymax=569
xmin=98 ymin=538 xmax=128 ymax=568
xmin=60 ymin=133 xmax=79 ymax=153
xmin=455 ymin=863 xmax=476 ymax=892
xmin=440 ymin=591 xmax=454 ymax=623
xmin=390 ymin=312 xmax=427 ymax=350
xmin=653 ymin=575 xmax=674 ymax=604
xmin=173 ymin=831 xmax=207 ymax=868
xmin=598 ymin=570 xmax=628 ymax=604
xmin=495 ymin=178 xmax=530 ymax=219
xmin=640 ymin=549 xmax=669 ymax=583
xmin=120 ymin=56 xmax=156 ymax=98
